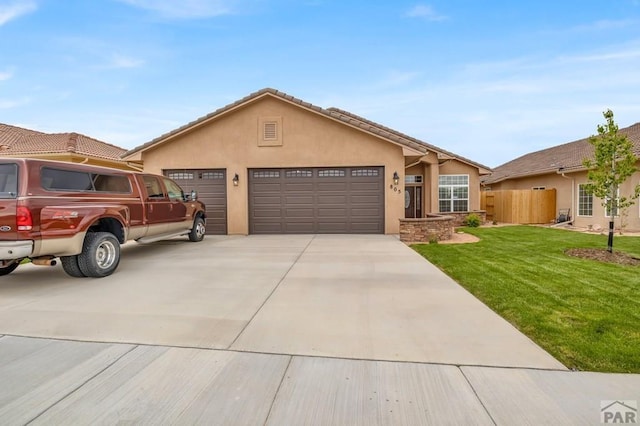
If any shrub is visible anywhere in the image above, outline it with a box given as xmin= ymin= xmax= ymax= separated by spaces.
xmin=464 ymin=213 xmax=481 ymax=228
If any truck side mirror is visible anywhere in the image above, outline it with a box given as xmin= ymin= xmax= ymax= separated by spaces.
xmin=190 ymin=190 xmax=197 ymax=201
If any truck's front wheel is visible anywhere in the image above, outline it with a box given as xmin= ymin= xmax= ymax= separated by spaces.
xmin=188 ymin=216 xmax=206 ymax=242
xmin=78 ymin=232 xmax=120 ymax=278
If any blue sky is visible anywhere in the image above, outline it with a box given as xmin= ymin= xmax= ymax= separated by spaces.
xmin=1 ymin=0 xmax=639 ymax=167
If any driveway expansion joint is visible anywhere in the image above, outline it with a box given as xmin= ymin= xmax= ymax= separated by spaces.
xmin=226 ymin=235 xmax=316 ymax=350
xmin=459 ymin=366 xmax=498 ymax=426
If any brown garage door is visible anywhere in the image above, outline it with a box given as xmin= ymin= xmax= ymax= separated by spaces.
xmin=249 ymin=167 xmax=384 ymax=234
xmin=164 ymin=169 xmax=227 ymax=234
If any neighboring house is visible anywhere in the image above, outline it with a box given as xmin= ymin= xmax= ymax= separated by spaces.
xmin=0 ymin=123 xmax=136 ymax=171
xmin=123 ymin=88 xmax=491 ymax=235
xmin=483 ymin=122 xmax=640 ymax=231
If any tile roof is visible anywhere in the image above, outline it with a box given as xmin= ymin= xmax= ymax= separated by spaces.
xmin=483 ymin=122 xmax=640 ymax=184
xmin=326 ymin=107 xmax=491 ymax=172
xmin=123 ymin=88 xmax=491 ymax=172
xmin=0 ymin=123 xmax=127 ymax=160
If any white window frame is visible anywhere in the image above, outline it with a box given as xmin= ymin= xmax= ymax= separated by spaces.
xmin=577 ymin=184 xmax=593 ymax=217
xmin=438 ymin=174 xmax=469 ymax=213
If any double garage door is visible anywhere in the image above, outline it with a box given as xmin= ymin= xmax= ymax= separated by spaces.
xmin=249 ymin=166 xmax=384 ymax=234
xmin=165 ymin=166 xmax=385 ymax=235
xmin=164 ymin=169 xmax=227 ymax=234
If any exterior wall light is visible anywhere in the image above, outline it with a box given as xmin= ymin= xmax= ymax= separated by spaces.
xmin=393 ymin=171 xmax=400 ymax=186
xmin=233 ymin=173 xmax=239 ymax=186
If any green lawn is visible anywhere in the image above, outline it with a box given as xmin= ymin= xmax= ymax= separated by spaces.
xmin=412 ymin=226 xmax=640 ymax=373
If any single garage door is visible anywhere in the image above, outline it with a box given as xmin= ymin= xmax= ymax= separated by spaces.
xmin=164 ymin=169 xmax=227 ymax=234
xmin=249 ymin=167 xmax=384 ymax=234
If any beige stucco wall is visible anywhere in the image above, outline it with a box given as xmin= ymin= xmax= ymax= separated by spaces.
xmin=138 ymin=96 xmax=406 ymax=234
xmin=487 ymin=168 xmax=640 ymax=231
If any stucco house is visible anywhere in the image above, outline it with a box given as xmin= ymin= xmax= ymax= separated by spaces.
xmin=123 ymin=88 xmax=491 ymax=235
xmin=483 ymin=121 xmax=640 ymax=231
xmin=0 ymin=123 xmax=135 ymax=171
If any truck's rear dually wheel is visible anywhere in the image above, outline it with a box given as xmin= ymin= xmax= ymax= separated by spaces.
xmin=78 ymin=232 xmax=120 ymax=278
xmin=61 ymin=255 xmax=86 ymax=277
xmin=0 ymin=261 xmax=19 ymax=276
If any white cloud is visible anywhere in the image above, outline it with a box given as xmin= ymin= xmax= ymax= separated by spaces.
xmin=0 ymin=70 xmax=13 ymax=81
xmin=405 ymin=4 xmax=447 ymax=21
xmin=0 ymin=1 xmax=37 ymax=26
xmin=116 ymin=0 xmax=234 ymax=18
xmin=569 ymin=19 xmax=638 ymax=32
xmin=373 ymin=70 xmax=422 ymax=89
xmin=108 ymin=54 xmax=145 ymax=69
xmin=0 ymin=97 xmax=30 ymax=109
xmin=560 ymin=48 xmax=640 ymax=63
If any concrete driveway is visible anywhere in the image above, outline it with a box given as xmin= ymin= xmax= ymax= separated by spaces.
xmin=0 ymin=234 xmax=560 ymax=369
xmin=1 ymin=235 xmax=638 ymax=424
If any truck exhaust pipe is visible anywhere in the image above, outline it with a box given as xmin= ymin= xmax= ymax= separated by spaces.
xmin=32 ymin=257 xmax=57 ymax=266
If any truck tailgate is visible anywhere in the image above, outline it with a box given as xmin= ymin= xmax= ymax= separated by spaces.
xmin=0 ymin=162 xmax=19 ymax=241
xmin=0 ymin=200 xmax=17 ymax=240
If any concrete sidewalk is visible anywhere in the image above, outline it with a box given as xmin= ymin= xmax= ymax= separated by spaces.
xmin=1 ymin=336 xmax=637 ymax=425
xmin=0 ymin=234 xmax=637 ymax=424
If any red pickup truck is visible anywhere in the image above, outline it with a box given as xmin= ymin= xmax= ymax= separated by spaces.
xmin=0 ymin=158 xmax=206 ymax=278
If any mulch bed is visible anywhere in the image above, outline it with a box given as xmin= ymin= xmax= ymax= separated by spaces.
xmin=565 ymin=248 xmax=640 ymax=266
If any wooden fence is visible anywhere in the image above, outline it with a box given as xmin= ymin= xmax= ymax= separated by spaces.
xmin=481 ymin=189 xmax=557 ymax=224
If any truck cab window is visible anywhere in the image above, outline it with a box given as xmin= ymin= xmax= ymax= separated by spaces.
xmin=163 ymin=178 xmax=185 ymax=201
xmin=142 ymin=176 xmax=166 ymax=200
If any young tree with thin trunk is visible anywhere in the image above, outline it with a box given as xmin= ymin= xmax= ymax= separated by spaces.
xmin=583 ymin=109 xmax=640 ymax=253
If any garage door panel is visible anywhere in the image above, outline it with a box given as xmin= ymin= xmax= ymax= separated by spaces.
xmin=285 ymin=183 xmax=314 ymax=191
xmin=253 ymin=223 xmax=284 ymax=233
xmin=285 ymin=208 xmax=314 ymax=218
xmin=317 ymin=222 xmax=348 ymax=233
xmin=317 ymin=195 xmax=348 ymax=204
xmin=351 ymin=195 xmax=382 ymax=204
xmin=352 ymin=208 xmax=382 ymax=217
xmin=317 ymin=182 xmax=348 ymax=191
xmin=285 ymin=195 xmax=314 ymax=204
xmin=351 ymin=223 xmax=381 ymax=233
xmin=351 ymin=181 xmax=381 ymax=190
xmin=318 ymin=208 xmax=348 ymax=217
xmin=284 ymin=222 xmax=315 ymax=233
xmin=254 ymin=209 xmax=283 ymax=218
xmin=253 ymin=182 xmax=282 ymax=191
xmin=249 ymin=167 xmax=383 ymax=234
xmin=207 ymin=209 xmax=227 ymax=219
xmin=254 ymin=196 xmax=281 ymax=205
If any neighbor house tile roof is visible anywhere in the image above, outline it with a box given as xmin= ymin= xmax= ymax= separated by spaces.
xmin=123 ymin=88 xmax=491 ymax=173
xmin=483 ymin=122 xmax=640 ymax=185
xmin=0 ymin=123 xmax=127 ymax=160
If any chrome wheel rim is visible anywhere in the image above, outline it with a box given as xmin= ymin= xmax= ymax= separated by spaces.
xmin=96 ymin=240 xmax=117 ymax=269
xmin=196 ymin=221 xmax=206 ymax=239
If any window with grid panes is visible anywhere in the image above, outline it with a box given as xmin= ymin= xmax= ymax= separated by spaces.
xmin=438 ymin=175 xmax=469 ymax=212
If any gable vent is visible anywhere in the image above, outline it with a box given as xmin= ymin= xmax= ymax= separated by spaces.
xmin=263 ymin=122 xmax=278 ymax=140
